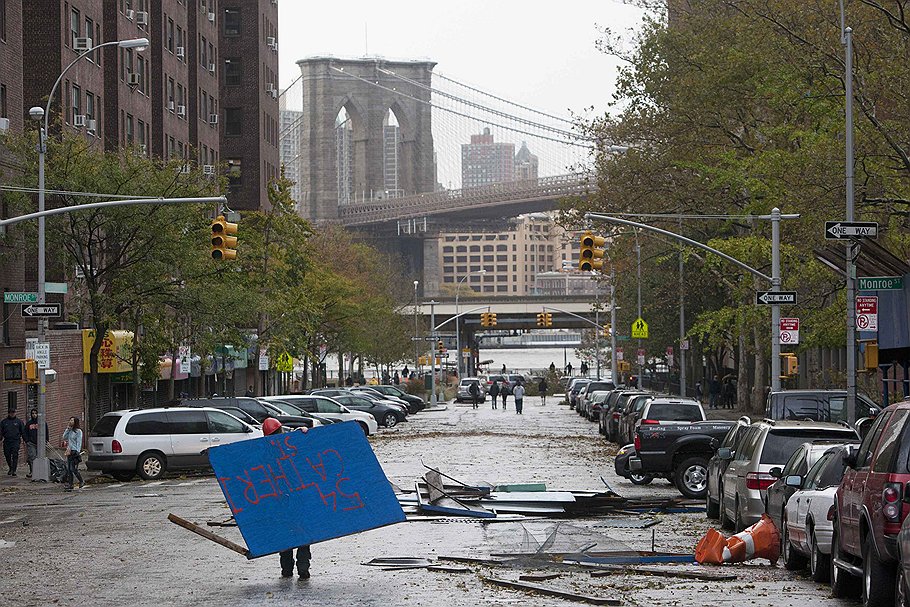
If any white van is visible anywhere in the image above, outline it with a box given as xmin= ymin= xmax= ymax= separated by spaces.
xmin=87 ymin=407 xmax=262 ymax=481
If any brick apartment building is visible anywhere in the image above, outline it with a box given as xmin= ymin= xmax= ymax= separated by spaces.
xmin=0 ymin=0 xmax=277 ymax=433
xmin=219 ymin=0 xmax=279 ymax=210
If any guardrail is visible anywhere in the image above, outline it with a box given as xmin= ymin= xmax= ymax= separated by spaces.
xmin=338 ymin=173 xmax=591 ymax=226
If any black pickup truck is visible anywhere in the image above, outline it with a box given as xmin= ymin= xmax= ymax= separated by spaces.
xmin=629 ymin=420 xmax=737 ymax=499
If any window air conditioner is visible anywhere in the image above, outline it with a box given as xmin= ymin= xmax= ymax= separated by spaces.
xmin=136 ymin=11 xmax=149 ymax=25
xmin=0 ymin=118 xmax=9 ymax=133
xmin=87 ymin=119 xmax=97 ymax=132
xmin=125 ymin=9 xmax=135 ymax=20
xmin=203 ymin=165 xmax=216 ymax=175
xmin=176 ymin=46 xmax=185 ymax=58
xmin=209 ymin=113 xmax=218 ymax=124
xmin=267 ymin=37 xmax=275 ymax=47
xmin=74 ymin=37 xmax=92 ymax=52
xmin=208 ymin=11 xmax=215 ymax=22
xmin=208 ymin=63 xmax=216 ymax=74
xmin=176 ymin=105 xmax=186 ymax=116
xmin=168 ymin=100 xmax=175 ymax=111
xmin=128 ymin=73 xmax=141 ymax=86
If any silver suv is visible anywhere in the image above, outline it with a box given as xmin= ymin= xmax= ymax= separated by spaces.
xmin=717 ymin=419 xmax=858 ymax=531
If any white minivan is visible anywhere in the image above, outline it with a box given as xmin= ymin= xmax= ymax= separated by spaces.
xmin=87 ymin=407 xmax=262 ymax=481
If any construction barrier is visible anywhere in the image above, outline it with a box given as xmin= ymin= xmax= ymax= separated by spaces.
xmin=695 ymin=514 xmax=780 ymax=565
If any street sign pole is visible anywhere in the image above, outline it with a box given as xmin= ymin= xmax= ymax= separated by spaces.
xmin=844 ymin=26 xmax=858 ymax=424
xmin=771 ymin=208 xmax=781 ymax=392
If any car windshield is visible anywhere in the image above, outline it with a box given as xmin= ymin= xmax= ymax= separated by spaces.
xmin=268 ymin=400 xmax=306 ymax=416
xmin=646 ymin=403 xmax=703 ymax=421
xmin=760 ymin=430 xmax=858 ymax=465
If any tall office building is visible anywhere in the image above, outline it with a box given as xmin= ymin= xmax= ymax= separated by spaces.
xmin=279 ymin=95 xmax=303 ymax=208
xmin=461 ymin=127 xmax=515 ymax=188
xmin=382 ymin=112 xmax=401 ymax=197
xmin=335 ymin=113 xmax=353 ymax=204
xmin=514 ymin=141 xmax=539 ymax=181
xmin=219 ymin=0 xmax=280 ymax=210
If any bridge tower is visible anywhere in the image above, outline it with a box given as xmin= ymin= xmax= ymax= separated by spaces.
xmin=296 ymin=57 xmax=437 ymax=223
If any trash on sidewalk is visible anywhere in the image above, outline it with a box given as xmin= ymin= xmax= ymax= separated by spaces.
xmin=588 ymin=565 xmax=737 ymax=581
xmin=168 ymin=513 xmax=250 ymax=557
xmin=482 ymin=576 xmax=622 ymax=606
xmin=695 ymin=513 xmax=780 ymax=565
xmin=519 ymin=572 xmax=562 ymax=581
xmin=362 ymin=557 xmax=470 ymax=573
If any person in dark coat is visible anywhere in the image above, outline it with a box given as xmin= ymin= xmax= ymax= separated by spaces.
xmin=538 ymin=378 xmax=549 ymax=406
xmin=565 ymin=362 xmax=573 ymax=376
xmin=500 ymin=380 xmax=510 ymax=409
xmin=709 ymin=375 xmax=721 ymax=409
xmin=1 ymin=408 xmax=26 ymax=476
xmin=724 ymin=378 xmax=736 ymax=409
xmin=393 ymin=372 xmax=400 ymax=385
xmin=468 ymin=381 xmax=480 ymax=409
xmin=24 ymin=408 xmax=48 ymax=478
xmin=488 ymin=380 xmax=499 ymax=409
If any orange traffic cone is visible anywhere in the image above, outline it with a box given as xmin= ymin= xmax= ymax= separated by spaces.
xmin=694 ymin=514 xmax=780 ymax=565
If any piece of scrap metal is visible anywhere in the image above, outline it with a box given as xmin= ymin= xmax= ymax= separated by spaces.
xmin=483 ymin=577 xmax=622 ymax=605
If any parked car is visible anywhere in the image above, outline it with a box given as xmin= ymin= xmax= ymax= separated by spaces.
xmin=719 ymin=419 xmax=858 ymax=532
xmin=349 ymin=386 xmax=413 ymax=410
xmin=176 ymin=397 xmax=274 ymax=423
xmin=618 ymin=394 xmax=655 ymax=445
xmin=455 ymin=377 xmax=487 ymax=403
xmin=258 ymin=399 xmax=340 ymax=427
xmin=586 ymin=391 xmax=613 ymax=424
xmin=312 ymin=388 xmax=408 ymax=416
xmin=598 ymin=389 xmax=633 ymax=437
xmin=896 ymin=506 xmax=910 ymax=606
xmin=567 ymin=379 xmax=591 ymax=409
xmin=578 ymin=380 xmax=616 ymax=419
xmin=831 ymin=400 xmax=910 ymax=605
xmin=260 ymin=395 xmax=378 ymax=435
xmin=706 ymin=417 xmax=752 ymax=520
xmin=781 ymin=444 xmax=857 ymax=581
xmin=87 ymin=407 xmax=262 ymax=481
xmin=766 ymin=440 xmax=859 ymax=558
xmin=330 ymin=393 xmax=408 ymax=428
xmin=365 ymin=384 xmax=426 ymax=413
xmin=614 ymin=443 xmax=654 ymax=485
xmin=765 ymin=389 xmax=880 ymax=423
xmin=605 ymin=391 xmax=651 ymax=442
xmin=256 ymin=401 xmax=321 ymax=430
xmin=631 ymin=420 xmax=737 ymax=498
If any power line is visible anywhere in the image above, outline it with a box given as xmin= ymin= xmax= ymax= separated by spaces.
xmin=0 ymin=185 xmax=158 ymax=199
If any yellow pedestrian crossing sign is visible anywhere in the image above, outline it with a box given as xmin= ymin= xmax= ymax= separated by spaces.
xmin=631 ymin=318 xmax=649 ymax=339
xmin=276 ymin=352 xmax=293 ymax=372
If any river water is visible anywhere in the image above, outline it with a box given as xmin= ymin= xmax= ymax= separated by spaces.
xmin=477 ymin=346 xmax=588 ymax=375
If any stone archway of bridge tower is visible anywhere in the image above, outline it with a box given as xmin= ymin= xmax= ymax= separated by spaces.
xmin=333 ymin=97 xmax=368 ymax=206
xmin=384 ymin=101 xmax=416 ymax=198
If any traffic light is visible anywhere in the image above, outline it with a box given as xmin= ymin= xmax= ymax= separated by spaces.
xmin=602 ymin=324 xmax=611 ymax=337
xmin=861 ymin=340 xmax=879 ymax=370
xmin=544 ymin=313 xmax=552 ymax=327
xmin=3 ymin=359 xmax=38 ymax=384
xmin=481 ymin=313 xmax=489 ymax=327
xmin=436 ymin=340 xmax=444 ymax=352
xmin=779 ymin=354 xmax=798 ymax=378
xmin=536 ymin=313 xmax=546 ymax=327
xmin=211 ymin=215 xmax=239 ymax=260
xmin=579 ymin=231 xmax=606 ymax=271
xmin=488 ymin=313 xmax=497 ymax=326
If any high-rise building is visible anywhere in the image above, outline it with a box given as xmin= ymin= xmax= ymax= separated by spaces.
xmin=382 ymin=112 xmax=401 ymax=197
xmin=219 ymin=0 xmax=279 ymax=210
xmin=461 ymin=127 xmax=515 ymax=188
xmin=335 ymin=115 xmax=353 ymax=204
xmin=279 ymin=95 xmax=303 ymax=208
xmin=514 ymin=141 xmax=539 ymax=181
xmin=188 ymin=0 xmax=220 ymax=169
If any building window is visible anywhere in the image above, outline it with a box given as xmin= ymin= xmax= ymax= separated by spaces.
xmin=85 ymin=92 xmax=94 ymax=128
xmin=137 ymin=55 xmax=146 ymax=94
xmin=71 ymin=85 xmax=81 ymax=123
xmin=137 ymin=119 xmax=145 ymax=147
xmin=224 ymin=58 xmax=241 ymax=85
xmin=126 ymin=113 xmax=134 ymax=145
xmin=70 ymin=7 xmax=80 ymax=48
xmin=84 ymin=18 xmax=95 ymax=61
xmin=0 ymin=0 xmax=6 ymax=43
xmin=166 ymin=18 xmax=174 ymax=52
xmin=223 ymin=8 xmax=240 ymax=36
xmin=0 ymin=85 xmax=6 ymax=118
xmin=227 ymin=158 xmax=242 ymax=189
xmin=224 ymin=108 xmax=241 ymax=136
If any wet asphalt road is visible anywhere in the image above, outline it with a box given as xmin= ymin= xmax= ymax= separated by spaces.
xmin=1 ymin=396 xmax=849 ymax=606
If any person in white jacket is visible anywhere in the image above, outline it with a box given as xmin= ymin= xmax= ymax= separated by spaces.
xmin=512 ymin=382 xmax=525 ymax=415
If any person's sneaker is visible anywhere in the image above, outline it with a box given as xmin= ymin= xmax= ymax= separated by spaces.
xmin=10 ymin=472 xmax=16 ymax=477
xmin=281 ymin=571 xmax=294 ymax=578
xmin=26 ymin=473 xmax=32 ymax=478
xmin=298 ymin=570 xmax=310 ymax=579
xmin=79 ymin=480 xmax=85 ymax=489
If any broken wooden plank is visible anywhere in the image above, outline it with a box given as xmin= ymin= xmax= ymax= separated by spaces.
xmin=588 ymin=565 xmax=737 ymax=581
xmin=425 ymin=469 xmax=446 ymax=503
xmin=427 ymin=564 xmax=471 ymax=573
xmin=438 ymin=555 xmax=509 ymax=566
xmin=482 ymin=576 xmax=621 ymax=605
xmin=519 ymin=572 xmax=562 ymax=582
xmin=168 ymin=513 xmax=249 ymax=557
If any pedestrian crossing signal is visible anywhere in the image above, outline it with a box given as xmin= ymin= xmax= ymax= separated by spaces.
xmin=779 ymin=354 xmax=798 ymax=378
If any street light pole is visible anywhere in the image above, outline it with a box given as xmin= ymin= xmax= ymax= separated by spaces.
xmin=28 ymin=36 xmax=149 ymax=483
xmin=679 ymin=217 xmax=686 ymax=397
xmin=428 ymin=301 xmax=438 ymax=406
xmin=413 ymin=280 xmax=419 ymax=371
xmin=455 ymin=270 xmax=485 ymax=376
xmin=771 ymin=208 xmax=782 ymax=392
xmin=635 ymin=234 xmax=643 ymax=389
xmin=843 ymin=23 xmax=858 ymax=422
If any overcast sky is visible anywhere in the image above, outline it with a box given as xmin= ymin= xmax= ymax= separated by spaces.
xmin=277 ymin=1 xmax=647 ymax=119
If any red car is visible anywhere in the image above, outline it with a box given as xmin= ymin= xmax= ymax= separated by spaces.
xmin=831 ymin=400 xmax=910 ymax=607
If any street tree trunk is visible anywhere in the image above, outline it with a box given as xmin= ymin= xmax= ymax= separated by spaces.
xmin=752 ymin=325 xmax=768 ymax=414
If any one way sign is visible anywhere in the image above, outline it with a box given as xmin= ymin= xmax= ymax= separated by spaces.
xmin=21 ymin=304 xmax=61 ymax=318
xmin=755 ymin=291 xmax=797 ymax=305
xmin=825 ymin=221 xmax=878 ymax=240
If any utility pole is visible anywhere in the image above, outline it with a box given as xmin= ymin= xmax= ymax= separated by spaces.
xmin=770 ymin=208 xmax=782 ymax=391
xmin=610 ymin=266 xmax=619 ymax=386
xmin=635 ymin=236 xmax=643 ymax=389
xmin=429 ymin=301 xmax=438 ymax=406
xmin=679 ymin=217 xmax=686 ymax=397
xmin=844 ymin=24 xmax=858 ymax=422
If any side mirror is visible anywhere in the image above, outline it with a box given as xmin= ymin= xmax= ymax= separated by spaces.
xmin=904 ymin=482 xmax=910 ymax=504
xmin=709 ymin=438 xmax=719 ymax=450
xmin=717 ymin=447 xmax=733 ymax=460
xmin=769 ymin=467 xmax=783 ymax=479
xmin=785 ymin=475 xmax=802 ymax=488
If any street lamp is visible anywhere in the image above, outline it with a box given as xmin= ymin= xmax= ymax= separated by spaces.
xmin=455 ymin=270 xmax=486 ymax=376
xmin=28 ymin=36 xmax=149 ymax=482
xmin=413 ymin=280 xmax=419 ymax=370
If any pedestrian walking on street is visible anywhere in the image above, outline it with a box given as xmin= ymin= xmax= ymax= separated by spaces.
xmin=24 ymin=408 xmax=48 ymax=478
xmin=1 ymin=407 xmax=26 ymax=476
xmin=500 ymin=380 xmax=510 ymax=410
xmin=580 ymin=362 xmax=589 ymax=377
xmin=724 ymin=378 xmax=736 ymax=409
xmin=393 ymin=372 xmax=400 ymax=385
xmin=565 ymin=362 xmax=573 ymax=376
xmin=513 ymin=382 xmax=525 ymax=414
xmin=488 ymin=380 xmax=499 ymax=409
xmin=709 ymin=375 xmax=721 ymax=410
xmin=61 ymin=417 xmax=84 ymax=490
xmin=538 ymin=378 xmax=549 ymax=406
xmin=694 ymin=381 xmax=703 ymax=404
xmin=245 ymin=385 xmax=255 ymax=397
xmin=469 ymin=381 xmax=480 ymax=409
xmin=549 ymin=362 xmax=556 ymax=373
xmin=501 ymin=363 xmax=507 ymax=374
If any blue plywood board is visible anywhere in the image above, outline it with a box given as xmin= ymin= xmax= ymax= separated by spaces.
xmin=207 ymin=421 xmax=405 ymax=558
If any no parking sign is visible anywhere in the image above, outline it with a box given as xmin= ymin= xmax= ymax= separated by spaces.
xmin=779 ymin=318 xmax=799 ymax=345
xmin=856 ymin=296 xmax=878 ymax=332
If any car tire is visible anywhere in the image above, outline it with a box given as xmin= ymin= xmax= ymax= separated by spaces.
xmin=782 ymin=511 xmax=808 ymax=570
xmin=382 ymin=412 xmax=398 ymax=428
xmin=809 ymin=526 xmax=830 ymax=583
xmin=629 ymin=472 xmax=654 ymax=486
xmin=706 ymin=491 xmax=720 ymax=519
xmin=896 ymin=565 xmax=909 ymax=607
xmin=733 ymin=495 xmax=746 ymax=533
xmin=719 ymin=485 xmax=734 ymax=530
xmin=357 ymin=421 xmax=370 ymax=436
xmin=863 ymin=533 xmax=895 ymax=607
xmin=673 ymin=456 xmax=709 ymax=499
xmin=137 ymin=452 xmax=166 ymax=481
xmin=111 ymin=471 xmax=136 ymax=482
xmin=831 ymin=524 xmax=860 ymax=598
